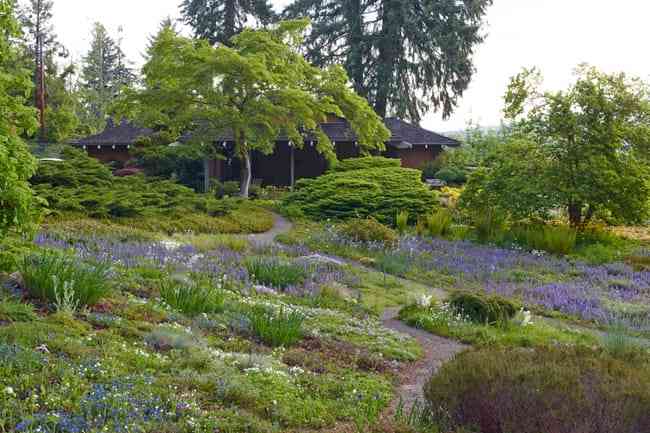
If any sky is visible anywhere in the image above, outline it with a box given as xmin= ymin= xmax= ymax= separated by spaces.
xmin=51 ymin=0 xmax=650 ymax=132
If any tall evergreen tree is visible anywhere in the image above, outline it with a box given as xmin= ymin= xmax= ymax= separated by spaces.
xmin=80 ymin=22 xmax=135 ymax=132
xmin=18 ymin=0 xmax=68 ymax=140
xmin=285 ymin=0 xmax=492 ymax=123
xmin=180 ymin=0 xmax=276 ymax=45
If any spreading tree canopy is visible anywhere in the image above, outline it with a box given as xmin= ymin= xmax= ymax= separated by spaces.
xmin=462 ymin=65 xmax=650 ymax=228
xmin=0 ymin=0 xmax=40 ymax=237
xmin=117 ymin=19 xmax=390 ymax=197
xmin=180 ymin=0 xmax=276 ymax=45
xmin=284 ymin=0 xmax=492 ymax=122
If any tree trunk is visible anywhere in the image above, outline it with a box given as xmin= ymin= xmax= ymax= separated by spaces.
xmin=346 ymin=0 xmax=366 ymax=97
xmin=223 ymin=0 xmax=237 ymax=45
xmin=240 ymin=149 xmax=252 ymax=198
xmin=374 ymin=0 xmax=401 ymax=118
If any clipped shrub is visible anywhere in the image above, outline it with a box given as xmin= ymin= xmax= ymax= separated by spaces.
xmin=424 ymin=209 xmax=453 ymax=237
xmin=339 ymin=218 xmax=398 ymax=245
xmin=425 ymin=346 xmax=650 ymax=433
xmin=245 ymin=257 xmax=307 ymax=289
xmin=159 ymin=278 xmax=225 ymax=317
xmin=331 ymin=156 xmax=401 ymax=173
xmin=20 ymin=250 xmax=111 ymax=307
xmin=245 ymin=305 xmax=304 ymax=347
xmin=448 ymin=291 xmax=517 ymax=324
xmin=283 ymin=159 xmax=437 ymax=225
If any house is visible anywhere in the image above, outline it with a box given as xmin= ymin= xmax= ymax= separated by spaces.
xmin=72 ymin=116 xmax=460 ymax=187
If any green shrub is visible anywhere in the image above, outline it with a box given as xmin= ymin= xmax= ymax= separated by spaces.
xmin=245 ymin=305 xmax=304 ymax=347
xmin=425 ymin=346 xmax=650 ymax=433
xmin=330 ymin=156 xmax=401 ymax=173
xmin=435 ymin=167 xmax=467 ymax=185
xmin=160 ymin=278 xmax=226 ymax=316
xmin=0 ymin=297 xmax=37 ymax=322
xmin=283 ymin=161 xmax=437 ymax=225
xmin=396 ymin=210 xmax=409 ymax=234
xmin=340 ymin=218 xmax=398 ymax=244
xmin=133 ymin=139 xmax=205 ymax=191
xmin=473 ymin=209 xmax=507 ymax=243
xmin=376 ymin=253 xmax=411 ymax=277
xmin=245 ymin=257 xmax=307 ymax=289
xmin=20 ymin=250 xmax=111 ymax=307
xmin=448 ymin=291 xmax=517 ymax=324
xmin=424 ymin=209 xmax=453 ymax=237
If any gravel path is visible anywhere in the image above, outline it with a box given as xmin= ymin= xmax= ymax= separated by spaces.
xmin=246 ymin=213 xmax=293 ymax=246
xmin=381 ymin=308 xmax=467 ymax=411
xmin=247 ymin=216 xmax=467 ymax=410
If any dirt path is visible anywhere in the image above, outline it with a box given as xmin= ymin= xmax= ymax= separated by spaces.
xmin=381 ymin=308 xmax=467 ymax=412
xmin=246 ymin=213 xmax=293 ymax=246
xmin=247 ymin=216 xmax=467 ymax=410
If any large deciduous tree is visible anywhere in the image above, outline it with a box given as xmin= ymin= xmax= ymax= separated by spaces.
xmin=284 ymin=0 xmax=492 ymax=123
xmin=462 ymin=65 xmax=650 ymax=228
xmin=80 ymin=22 xmax=135 ymax=133
xmin=0 ymin=0 xmax=40 ymax=237
xmin=117 ymin=19 xmax=390 ymax=197
xmin=180 ymin=0 xmax=276 ymax=45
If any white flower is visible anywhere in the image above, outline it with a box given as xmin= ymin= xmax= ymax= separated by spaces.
xmin=417 ymin=294 xmax=433 ymax=308
xmin=4 ymin=387 xmax=15 ymax=396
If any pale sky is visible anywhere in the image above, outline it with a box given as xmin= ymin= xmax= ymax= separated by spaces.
xmin=51 ymin=0 xmax=650 ymax=132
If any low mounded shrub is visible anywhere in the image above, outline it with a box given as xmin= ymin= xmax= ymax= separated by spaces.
xmin=425 ymin=346 xmax=650 ymax=433
xmin=448 ymin=291 xmax=517 ymax=324
xmin=20 ymin=250 xmax=111 ymax=307
xmin=282 ymin=157 xmax=437 ymax=225
xmin=339 ymin=218 xmax=398 ymax=245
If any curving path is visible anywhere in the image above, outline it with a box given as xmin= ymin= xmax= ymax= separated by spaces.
xmin=381 ymin=308 xmax=467 ymax=411
xmin=245 ymin=214 xmax=467 ymax=410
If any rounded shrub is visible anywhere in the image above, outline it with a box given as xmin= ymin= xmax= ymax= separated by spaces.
xmin=339 ymin=218 xmax=398 ymax=245
xmin=448 ymin=291 xmax=517 ymax=324
xmin=425 ymin=346 xmax=650 ymax=433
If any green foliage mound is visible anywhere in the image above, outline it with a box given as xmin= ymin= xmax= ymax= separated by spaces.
xmin=331 ymin=156 xmax=401 ymax=173
xmin=283 ymin=158 xmax=437 ymax=224
xmin=449 ymin=291 xmax=517 ymax=324
xmin=425 ymin=346 xmax=650 ymax=433
xmin=340 ymin=218 xmax=398 ymax=244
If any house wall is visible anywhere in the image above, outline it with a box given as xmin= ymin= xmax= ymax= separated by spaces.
xmin=385 ymin=146 xmax=443 ymax=169
xmin=85 ymin=146 xmax=132 ymax=166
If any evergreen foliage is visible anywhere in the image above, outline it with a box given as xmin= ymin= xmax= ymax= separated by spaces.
xmin=282 ymin=158 xmax=437 ymax=224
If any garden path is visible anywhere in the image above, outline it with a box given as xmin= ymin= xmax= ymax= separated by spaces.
xmin=248 ymin=215 xmax=468 ymax=411
xmin=381 ymin=308 xmax=467 ymax=412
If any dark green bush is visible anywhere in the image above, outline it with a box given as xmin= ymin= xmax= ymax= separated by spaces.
xmin=339 ymin=218 xmax=398 ymax=244
xmin=449 ymin=291 xmax=517 ymax=324
xmin=283 ymin=160 xmax=437 ymax=224
xmin=330 ymin=156 xmax=401 ymax=173
xmin=435 ymin=167 xmax=467 ymax=185
xmin=425 ymin=346 xmax=650 ymax=433
xmin=134 ymin=137 xmax=206 ymax=191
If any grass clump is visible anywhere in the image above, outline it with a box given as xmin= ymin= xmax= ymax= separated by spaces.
xmin=513 ymin=224 xmax=577 ymax=255
xmin=245 ymin=305 xmax=304 ymax=347
xmin=20 ymin=250 xmax=111 ymax=307
xmin=423 ymin=209 xmax=453 ymax=238
xmin=396 ymin=210 xmax=410 ymax=234
xmin=424 ymin=346 xmax=650 ymax=433
xmin=159 ymin=278 xmax=226 ymax=317
xmin=245 ymin=257 xmax=307 ymax=289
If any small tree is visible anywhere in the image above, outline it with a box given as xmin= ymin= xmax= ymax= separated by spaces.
xmin=0 ymin=0 xmax=40 ymax=238
xmin=118 ymin=19 xmax=390 ymax=197
xmin=472 ymin=65 xmax=650 ymax=228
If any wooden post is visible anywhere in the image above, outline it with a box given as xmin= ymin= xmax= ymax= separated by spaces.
xmin=290 ymin=142 xmax=295 ymax=190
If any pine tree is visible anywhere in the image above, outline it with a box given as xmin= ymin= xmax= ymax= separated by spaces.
xmin=180 ymin=0 xmax=276 ymax=45
xmin=80 ymin=22 xmax=135 ymax=132
xmin=285 ymin=0 xmax=492 ymax=123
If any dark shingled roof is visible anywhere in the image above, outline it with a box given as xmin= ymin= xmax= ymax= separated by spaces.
xmin=73 ymin=119 xmax=153 ymax=146
xmin=75 ymin=117 xmax=459 ymax=148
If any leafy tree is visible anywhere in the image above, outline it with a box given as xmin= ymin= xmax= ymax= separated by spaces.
xmin=80 ymin=22 xmax=135 ymax=133
xmin=284 ymin=0 xmax=492 ymax=122
xmin=180 ymin=0 xmax=276 ymax=45
xmin=0 ymin=0 xmax=40 ymax=237
xmin=117 ymin=19 xmax=390 ymax=198
xmin=462 ymin=66 xmax=650 ymax=228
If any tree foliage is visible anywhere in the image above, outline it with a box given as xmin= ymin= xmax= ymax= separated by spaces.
xmin=0 ymin=0 xmax=40 ymax=237
xmin=284 ymin=0 xmax=492 ymax=122
xmin=118 ymin=19 xmax=390 ymax=197
xmin=180 ymin=0 xmax=276 ymax=45
xmin=462 ymin=65 xmax=650 ymax=228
